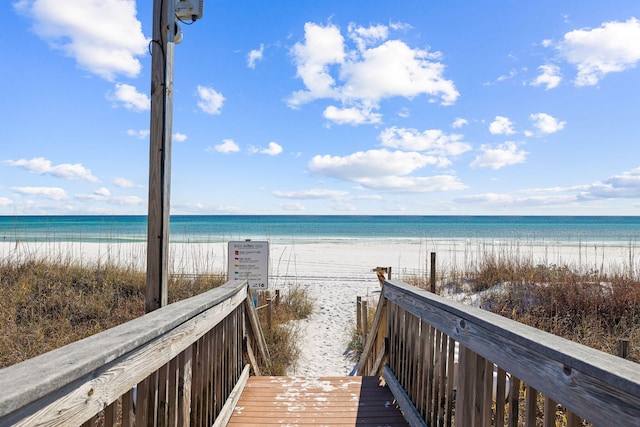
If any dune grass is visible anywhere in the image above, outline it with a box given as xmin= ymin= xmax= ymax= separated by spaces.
xmin=405 ymin=251 xmax=640 ymax=362
xmin=0 ymin=256 xmax=313 ymax=373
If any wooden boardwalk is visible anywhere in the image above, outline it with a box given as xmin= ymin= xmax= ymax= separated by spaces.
xmin=227 ymin=376 xmax=409 ymax=426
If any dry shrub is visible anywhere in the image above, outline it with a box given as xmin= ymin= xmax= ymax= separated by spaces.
xmin=0 ymin=257 xmax=225 ymax=368
xmin=472 ymin=261 xmax=640 ymax=362
xmin=255 ymin=285 xmax=314 ymax=375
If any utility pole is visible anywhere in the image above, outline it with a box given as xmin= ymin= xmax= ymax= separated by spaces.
xmin=146 ymin=0 xmax=176 ymax=312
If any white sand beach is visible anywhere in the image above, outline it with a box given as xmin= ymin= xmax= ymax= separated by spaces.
xmin=2 ymin=238 xmax=638 ymax=376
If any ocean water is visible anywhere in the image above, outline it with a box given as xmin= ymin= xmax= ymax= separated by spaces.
xmin=0 ymin=215 xmax=638 ymax=244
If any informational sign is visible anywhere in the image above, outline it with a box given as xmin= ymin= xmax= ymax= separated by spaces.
xmin=227 ymin=240 xmax=269 ymax=290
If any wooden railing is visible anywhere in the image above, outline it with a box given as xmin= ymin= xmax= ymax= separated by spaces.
xmin=0 ymin=280 xmax=269 ymax=426
xmin=358 ymin=279 xmax=640 ymax=426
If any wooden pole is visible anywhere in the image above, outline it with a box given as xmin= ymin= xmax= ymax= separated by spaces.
xmin=356 ymin=296 xmax=362 ymax=335
xmin=146 ymin=0 xmax=176 ymax=312
xmin=617 ymin=339 xmax=630 ymax=359
xmin=266 ymin=298 xmax=272 ymax=331
xmin=430 ymin=252 xmax=436 ymax=293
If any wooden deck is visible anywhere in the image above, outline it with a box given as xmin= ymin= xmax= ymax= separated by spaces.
xmin=227 ymin=376 xmax=409 ymax=426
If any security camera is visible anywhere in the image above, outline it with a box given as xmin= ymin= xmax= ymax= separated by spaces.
xmin=175 ymin=0 xmax=203 ymax=21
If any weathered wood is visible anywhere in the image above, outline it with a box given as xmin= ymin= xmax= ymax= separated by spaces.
xmin=178 ymin=347 xmax=192 ymax=427
xmin=357 ymin=293 xmax=387 ymax=375
xmin=0 ymin=282 xmax=251 ymax=425
xmin=543 ymin=396 xmax=556 ymax=427
xmin=524 ymin=385 xmax=537 ymax=427
xmin=430 ymin=252 xmax=436 ymax=293
xmin=382 ymin=279 xmax=640 ymax=426
xmin=243 ymin=294 xmax=270 ymax=367
xmin=382 ymin=366 xmax=428 ymax=427
xmin=212 ymin=365 xmax=250 ymax=427
xmin=146 ymin=0 xmax=176 ymax=313
xmin=229 ymin=375 xmax=408 ymax=426
xmin=0 ymin=281 xmax=248 ymax=420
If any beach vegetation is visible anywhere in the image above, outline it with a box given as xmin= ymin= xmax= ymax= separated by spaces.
xmin=405 ymin=251 xmax=640 ymax=362
xmin=0 ymin=256 xmax=313 ymax=374
xmin=254 ymin=285 xmax=315 ymax=375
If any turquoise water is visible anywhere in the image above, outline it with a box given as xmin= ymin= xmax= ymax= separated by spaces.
xmin=0 ymin=215 xmax=638 ymax=244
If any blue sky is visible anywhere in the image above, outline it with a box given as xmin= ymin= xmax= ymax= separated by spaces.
xmin=2 ymin=1 xmax=640 ymax=215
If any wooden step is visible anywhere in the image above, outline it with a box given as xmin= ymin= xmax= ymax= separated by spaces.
xmin=227 ymin=376 xmax=409 ymax=426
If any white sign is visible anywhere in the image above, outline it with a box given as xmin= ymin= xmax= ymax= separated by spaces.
xmin=227 ymin=240 xmax=269 ymax=290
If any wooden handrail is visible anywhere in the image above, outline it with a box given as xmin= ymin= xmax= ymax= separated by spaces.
xmin=0 ymin=280 xmax=270 ymax=426
xmin=359 ymin=279 xmax=640 ymax=426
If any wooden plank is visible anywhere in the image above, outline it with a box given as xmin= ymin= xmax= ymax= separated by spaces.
xmin=382 ymin=366 xmax=428 ymax=427
xmin=178 ymin=347 xmax=192 ymax=427
xmin=494 ymin=368 xmax=506 ymax=427
xmin=358 ymin=295 xmax=387 ymax=375
xmin=524 ymin=385 xmax=537 ymax=427
xmin=122 ymin=390 xmax=134 ymax=427
xmin=212 ymin=365 xmax=250 ymax=427
xmin=229 ymin=375 xmax=409 ymax=426
xmin=445 ymin=337 xmax=455 ymax=427
xmin=1 ymin=284 xmax=248 ymax=426
xmin=244 ymin=295 xmax=270 ymax=365
xmin=383 ymin=280 xmax=640 ymax=425
xmin=167 ymin=357 xmax=178 ymax=427
xmin=543 ymin=396 xmax=556 ymax=427
xmin=0 ymin=280 xmax=248 ymax=420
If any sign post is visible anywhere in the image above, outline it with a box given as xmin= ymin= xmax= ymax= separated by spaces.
xmin=228 ymin=241 xmax=269 ymax=293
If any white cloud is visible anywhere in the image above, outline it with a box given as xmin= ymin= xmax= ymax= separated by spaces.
xmin=452 ymin=118 xmax=468 ymax=128
xmin=12 ymin=186 xmax=69 ymax=201
xmin=580 ymin=168 xmax=640 ymax=199
xmin=109 ymin=83 xmax=149 ymax=112
xmin=556 ymin=17 xmax=640 ymax=86
xmin=323 ymin=105 xmax=382 ymax=125
xmin=532 ymin=64 xmax=562 ymax=90
xmin=339 ymin=39 xmax=458 ymax=105
xmin=309 ymin=149 xmax=439 ymax=181
xmin=127 ymin=129 xmax=149 ymax=139
xmin=356 ymin=175 xmax=466 ymax=193
xmin=197 ymin=86 xmax=225 ymax=115
xmin=210 ymin=139 xmax=240 ymax=154
xmin=77 ymin=187 xmax=111 ymax=201
xmin=489 ymin=116 xmax=516 ymax=135
xmin=306 ymin=148 xmax=467 ymax=193
xmin=109 ymin=195 xmax=143 ymax=205
xmin=0 ymin=197 xmax=14 ymax=207
xmin=288 ymin=22 xmax=458 ymax=123
xmin=348 ymin=22 xmax=389 ymax=52
xmin=113 ymin=177 xmax=136 ymax=188
xmin=273 ymin=189 xmax=350 ymax=199
xmin=529 ymin=113 xmax=566 ymax=134
xmin=247 ymin=44 xmax=264 ymax=68
xmin=14 ymin=0 xmax=148 ymax=81
xmin=455 ymin=192 xmax=576 ymax=207
xmin=289 ymin=22 xmax=346 ymax=107
xmin=278 ymin=202 xmax=307 ymax=211
xmin=5 ymin=157 xmax=98 ymax=182
xmin=260 ymin=142 xmax=283 ymax=156
xmin=173 ymin=132 xmax=188 ymax=142
xmin=470 ymin=142 xmax=528 ymax=169
xmin=379 ymin=126 xmax=471 ymax=158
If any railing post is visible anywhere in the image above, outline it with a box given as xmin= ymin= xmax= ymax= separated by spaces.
xmin=362 ymin=300 xmax=369 ymax=343
xmin=356 ymin=296 xmax=362 ymax=336
xmin=267 ymin=298 xmax=272 ymax=331
xmin=430 ymin=252 xmax=436 ymax=293
xmin=617 ymin=338 xmax=630 ymax=358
